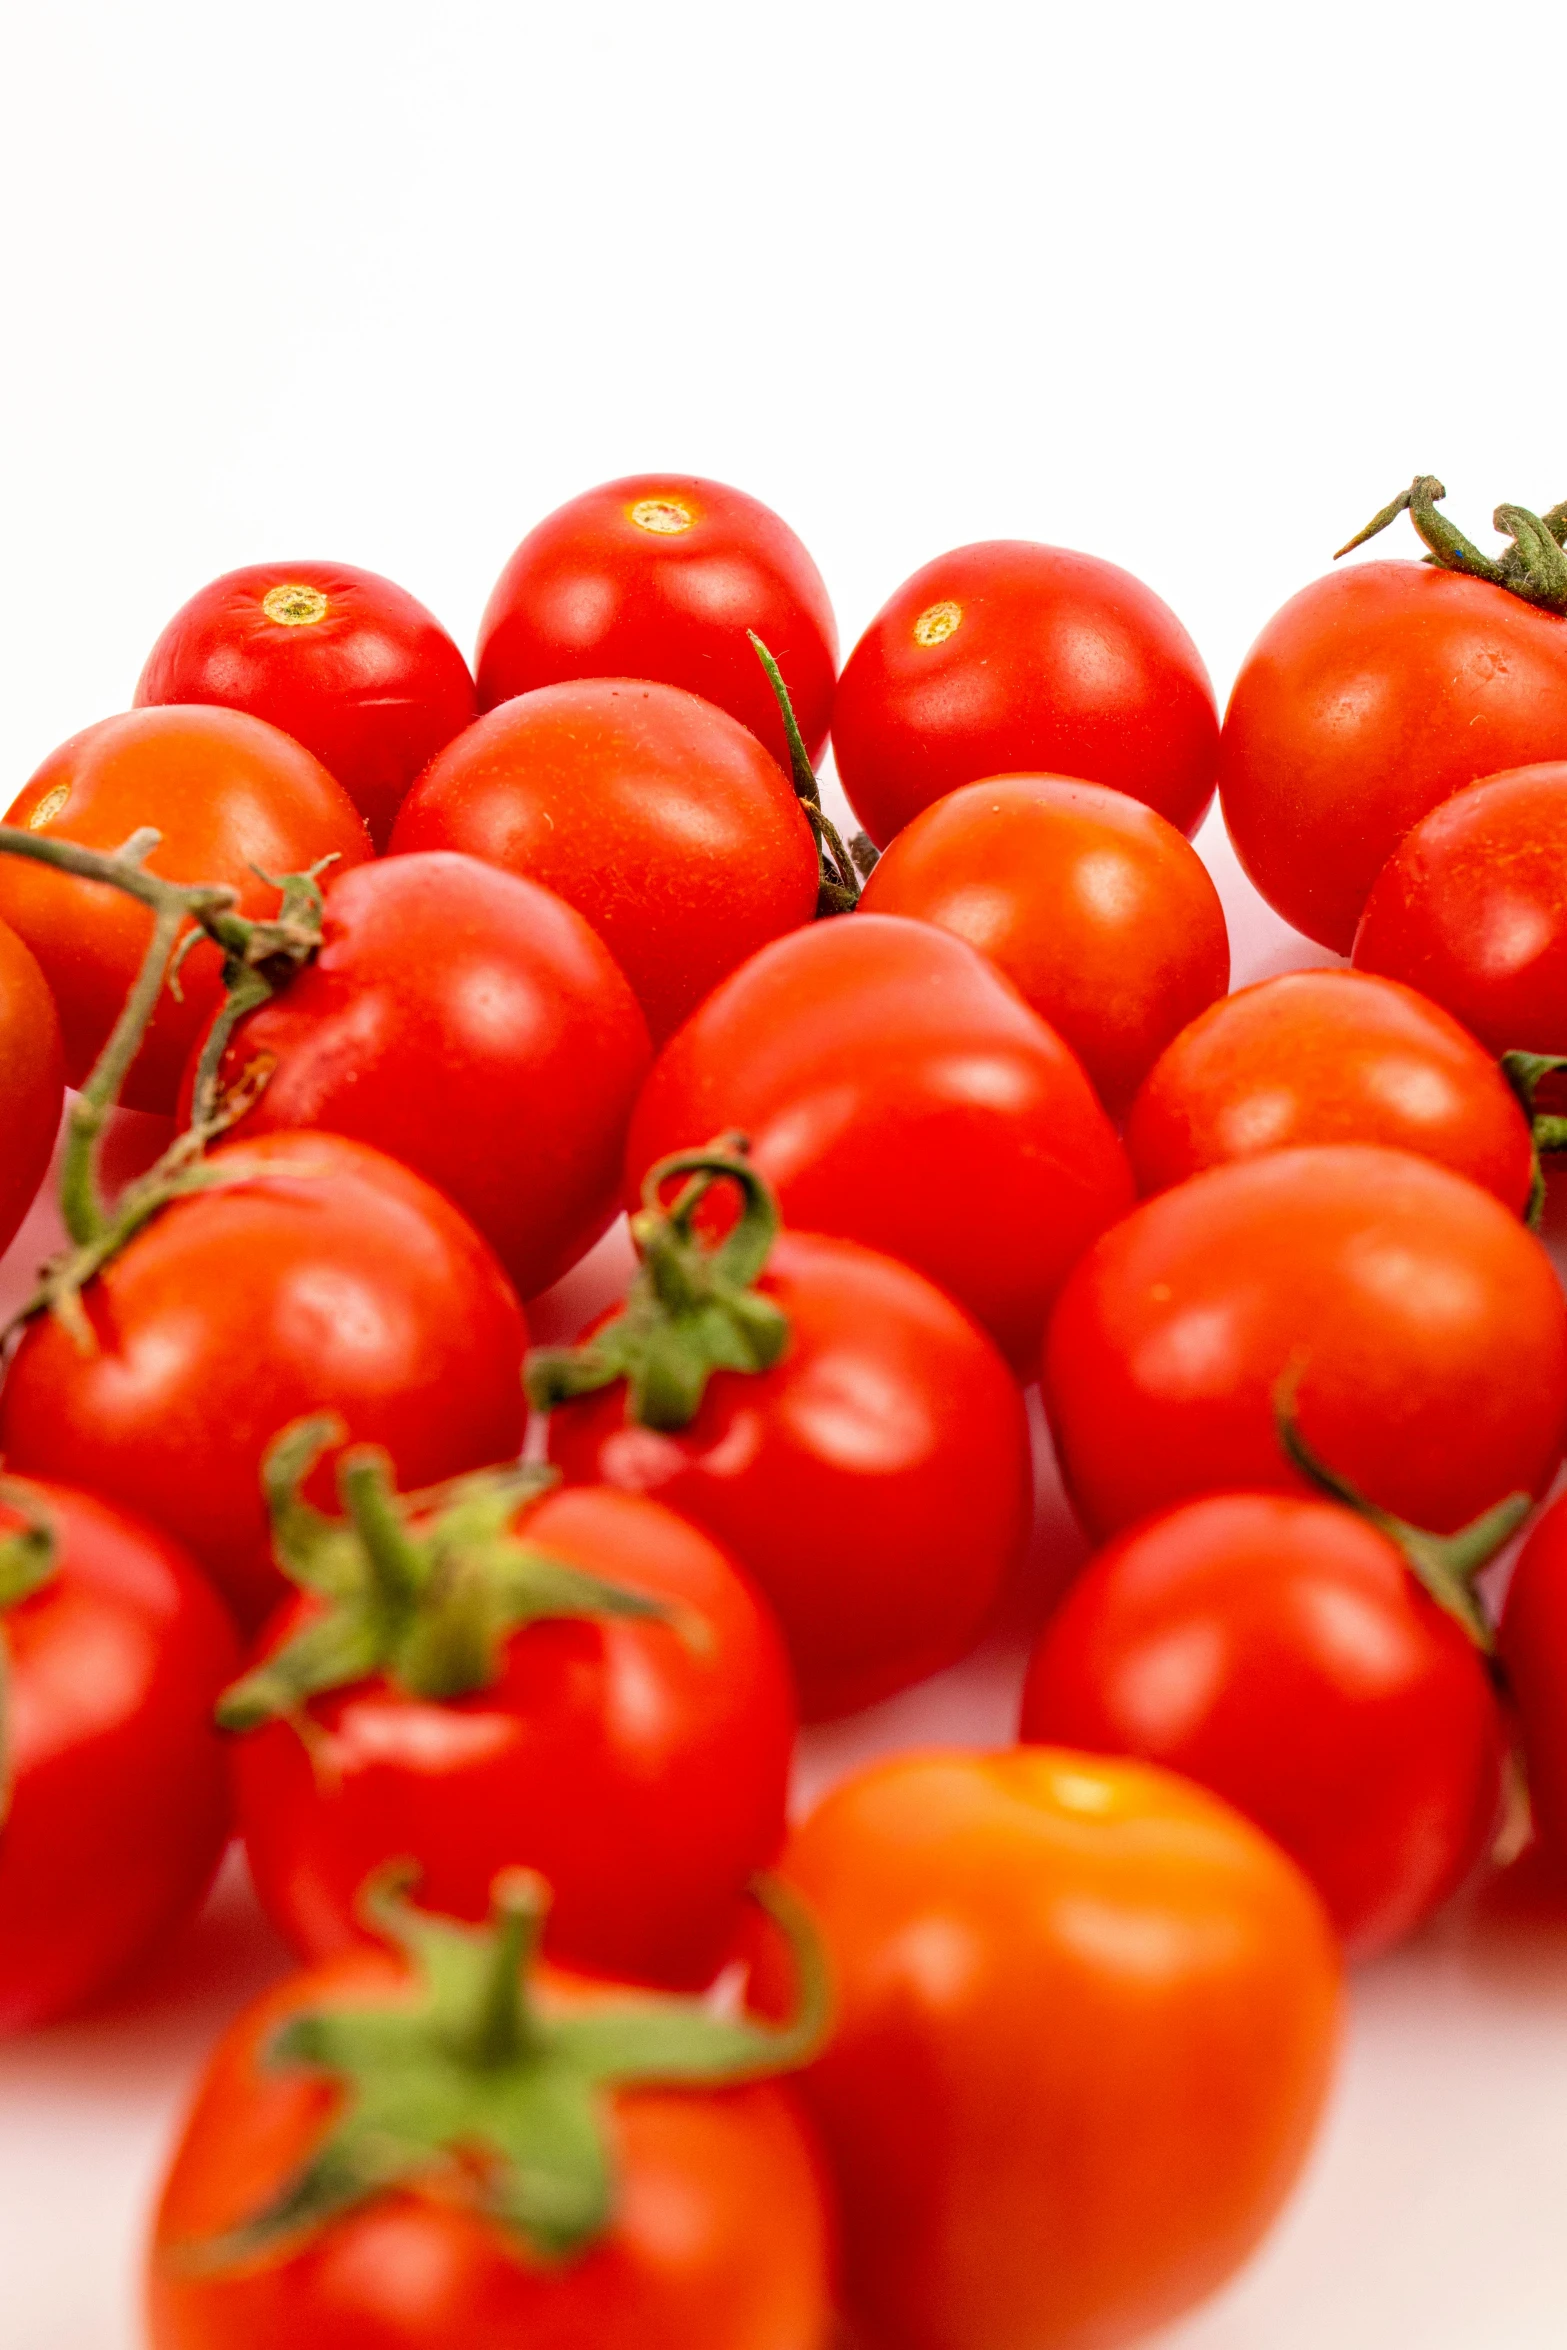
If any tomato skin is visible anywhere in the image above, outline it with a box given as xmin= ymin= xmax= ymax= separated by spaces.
xmin=830 ymin=541 xmax=1220 ymax=849
xmin=148 ymin=1948 xmax=836 ymax=2350
xmin=858 ymin=774 xmax=1228 ymax=1115
xmin=777 ymin=1747 xmax=1339 ymax=2350
xmin=233 ymin=1484 xmax=795 ymax=1991
xmin=0 ymin=1133 xmax=528 ymax=1628
xmin=388 ymin=680 xmax=819 ymax=1043
xmin=134 ymin=561 xmax=478 ymax=849
xmin=0 ymin=918 xmax=64 ymax=1257
xmin=475 ymin=474 xmax=838 ymax=772
xmin=1020 ymin=1493 xmax=1504 ymax=1958
xmin=546 ymin=1232 xmax=1032 ymax=1720
xmin=1498 ymin=1492 xmax=1567 ymax=1868
xmin=1125 ymin=968 xmax=1534 ymax=1211
xmin=1044 ymin=1144 xmax=1567 ymax=1543
xmin=1354 ymin=762 xmax=1567 ymax=1055
xmin=625 ymin=915 xmax=1132 ymax=1373
xmin=0 ymin=1478 xmax=238 ymax=2033
xmin=0 ymin=707 xmax=373 ymax=1114
xmin=183 ymin=852 xmax=651 ymax=1300
xmin=1218 ymin=562 xmax=1567 ymax=953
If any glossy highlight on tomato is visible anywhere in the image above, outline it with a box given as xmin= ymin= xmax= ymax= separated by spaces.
xmin=0 ymin=918 xmax=64 ymax=1257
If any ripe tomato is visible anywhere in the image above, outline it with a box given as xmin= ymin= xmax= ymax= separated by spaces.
xmin=1498 ymin=1491 xmax=1567 ymax=1871
xmin=830 ymin=541 xmax=1220 ymax=848
xmin=388 ymin=680 xmax=819 ymax=1043
xmin=1020 ymin=1492 xmax=1506 ymax=1958
xmin=624 ymin=914 xmax=1132 ymax=1371
xmin=1044 ymin=1144 xmax=1567 ymax=1543
xmin=135 ymin=561 xmax=477 ymax=848
xmin=0 ymin=707 xmax=372 ymax=1114
xmin=475 ymin=474 xmax=838 ymax=773
xmin=0 ymin=1476 xmax=237 ymax=2033
xmin=858 ymin=774 xmax=1228 ymax=1114
xmin=1126 ymin=968 xmax=1533 ymax=1211
xmin=182 ymin=852 xmax=651 ymax=1301
xmin=1219 ymin=564 xmax=1567 ymax=953
xmin=0 ymin=918 xmax=63 ymax=1257
xmin=776 ymin=1748 xmax=1339 ymax=2350
xmin=1354 ymin=762 xmax=1567 ymax=1057
xmin=0 ymin=1132 xmax=528 ymax=1628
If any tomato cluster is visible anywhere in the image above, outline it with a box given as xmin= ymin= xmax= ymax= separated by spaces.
xmin=4 ymin=466 xmax=1567 ymax=2350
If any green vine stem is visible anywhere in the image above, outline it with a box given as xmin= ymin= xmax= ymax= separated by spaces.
xmin=1500 ymin=1051 xmax=1567 ymax=1229
xmin=747 ymin=633 xmax=861 ymax=915
xmin=1335 ymin=476 xmax=1567 ymax=611
xmin=0 ymin=1484 xmax=58 ymax=1830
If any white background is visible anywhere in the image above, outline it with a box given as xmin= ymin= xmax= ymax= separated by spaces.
xmin=5 ymin=1 xmax=1567 ymax=2344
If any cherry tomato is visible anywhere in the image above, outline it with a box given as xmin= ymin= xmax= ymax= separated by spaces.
xmin=1044 ymin=1144 xmax=1567 ymax=1543
xmin=183 ymin=852 xmax=651 ymax=1301
xmin=858 ymin=774 xmax=1228 ymax=1114
xmin=830 ymin=541 xmax=1220 ymax=848
xmin=1498 ymin=1491 xmax=1567 ymax=1871
xmin=135 ymin=561 xmax=477 ymax=848
xmin=475 ymin=474 xmax=838 ymax=773
xmin=1354 ymin=762 xmax=1567 ymax=1056
xmin=0 ymin=918 xmax=63 ymax=1258
xmin=1219 ymin=564 xmax=1567 ymax=953
xmin=0 ymin=1476 xmax=238 ymax=2033
xmin=1020 ymin=1492 xmax=1505 ymax=1958
xmin=776 ymin=1747 xmax=1339 ymax=2350
xmin=388 ymin=680 xmax=819 ymax=1042
xmin=624 ymin=914 xmax=1132 ymax=1372
xmin=1126 ymin=968 xmax=1533 ymax=1211
xmin=0 ymin=707 xmax=372 ymax=1114
xmin=0 ymin=1132 xmax=528 ymax=1628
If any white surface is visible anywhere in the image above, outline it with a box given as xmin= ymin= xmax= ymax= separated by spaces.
xmin=6 ymin=1 xmax=1567 ymax=2341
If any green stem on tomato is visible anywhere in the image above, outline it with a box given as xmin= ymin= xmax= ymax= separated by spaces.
xmin=1335 ymin=476 xmax=1567 ymax=612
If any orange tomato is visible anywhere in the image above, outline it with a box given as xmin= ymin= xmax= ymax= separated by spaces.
xmin=0 ymin=916 xmax=63 ymax=1255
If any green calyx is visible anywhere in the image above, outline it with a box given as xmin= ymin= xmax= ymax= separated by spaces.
xmin=1276 ymin=1391 xmax=1527 ymax=1652
xmin=183 ymin=1864 xmax=829 ymax=2271
xmin=1335 ymin=476 xmax=1567 ymax=613
xmin=0 ymin=1484 xmax=58 ymax=1830
xmin=525 ymin=1138 xmax=790 ymax=1433
xmin=747 ymin=632 xmax=863 ymax=915
xmin=217 ymin=1418 xmax=688 ymax=1734
xmin=1500 ymin=1051 xmax=1567 ymax=1230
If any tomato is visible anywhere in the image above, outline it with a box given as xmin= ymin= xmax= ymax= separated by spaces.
xmin=776 ymin=1747 xmax=1339 ymax=2350
xmin=1125 ymin=968 xmax=1534 ymax=1211
xmin=624 ymin=913 xmax=1132 ymax=1371
xmin=0 ymin=1132 xmax=528 ymax=1628
xmin=475 ymin=474 xmax=838 ymax=773
xmin=1498 ymin=1490 xmax=1567 ymax=1871
xmin=149 ymin=1875 xmax=835 ymax=2350
xmin=1354 ymin=762 xmax=1567 ymax=1058
xmin=0 ymin=918 xmax=63 ymax=1257
xmin=858 ymin=774 xmax=1228 ymax=1114
xmin=229 ymin=1460 xmax=796 ymax=1991
xmin=387 ymin=680 xmax=819 ymax=1043
xmin=1020 ymin=1492 xmax=1506 ymax=1958
xmin=182 ymin=852 xmax=650 ymax=1301
xmin=830 ymin=541 xmax=1220 ymax=849
xmin=0 ymin=707 xmax=372 ymax=1114
xmin=1219 ymin=564 xmax=1567 ymax=953
xmin=1044 ymin=1144 xmax=1567 ymax=1543
xmin=135 ymin=561 xmax=477 ymax=848
xmin=0 ymin=1476 xmax=237 ymax=2033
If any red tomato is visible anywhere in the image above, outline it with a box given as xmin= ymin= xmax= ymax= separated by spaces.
xmin=135 ymin=561 xmax=477 ymax=848
xmin=0 ymin=918 xmax=63 ymax=1257
xmin=830 ymin=542 xmax=1220 ymax=849
xmin=1498 ymin=1491 xmax=1567 ymax=1870
xmin=475 ymin=474 xmax=838 ymax=772
xmin=1219 ymin=564 xmax=1567 ymax=953
xmin=182 ymin=852 xmax=650 ymax=1300
xmin=1021 ymin=1492 xmax=1505 ymax=1957
xmin=1126 ymin=968 xmax=1533 ymax=1211
xmin=0 ymin=1132 xmax=528 ymax=1628
xmin=0 ymin=707 xmax=372 ymax=1114
xmin=858 ymin=774 xmax=1228 ymax=1114
xmin=0 ymin=1477 xmax=238 ymax=2032
xmin=1044 ymin=1144 xmax=1567 ymax=1542
xmin=776 ymin=1748 xmax=1339 ymax=2350
xmin=1354 ymin=763 xmax=1567 ymax=1056
xmin=624 ymin=914 xmax=1132 ymax=1371
xmin=546 ymin=1229 xmax=1032 ymax=1719
xmin=388 ymin=680 xmax=819 ymax=1042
